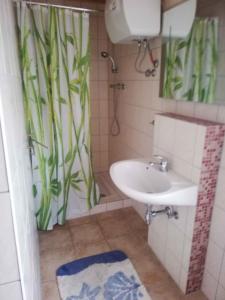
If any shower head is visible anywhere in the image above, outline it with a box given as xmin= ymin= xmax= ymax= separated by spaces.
xmin=101 ymin=51 xmax=118 ymax=73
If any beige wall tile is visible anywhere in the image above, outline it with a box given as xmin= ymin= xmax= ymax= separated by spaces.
xmin=98 ymin=16 xmax=108 ymax=40
xmin=98 ymin=61 xmax=108 ymax=80
xmin=89 ymin=16 xmax=98 ymax=39
xmin=90 ymin=81 xmax=98 ymax=100
xmin=91 ymin=118 xmax=99 ymax=136
xmin=91 ymin=100 xmax=99 ymax=118
xmin=89 ymin=16 xmax=111 ymax=174
xmin=90 ymin=38 xmax=98 ymax=61
xmin=99 ymin=101 xmax=108 ymax=118
xmin=100 ymin=118 xmax=109 ymax=135
xmin=100 ymin=135 xmax=108 ymax=152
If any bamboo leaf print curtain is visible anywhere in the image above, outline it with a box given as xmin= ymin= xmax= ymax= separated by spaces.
xmin=17 ymin=3 xmax=100 ymax=230
xmin=163 ymin=18 xmax=219 ymax=104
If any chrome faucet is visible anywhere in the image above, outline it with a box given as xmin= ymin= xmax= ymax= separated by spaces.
xmin=149 ymin=155 xmax=169 ymax=172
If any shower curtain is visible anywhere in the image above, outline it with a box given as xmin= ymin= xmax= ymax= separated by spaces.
xmin=162 ymin=18 xmax=218 ymax=103
xmin=17 ymin=3 xmax=100 ymax=230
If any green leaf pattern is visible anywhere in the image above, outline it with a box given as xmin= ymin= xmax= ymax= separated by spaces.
xmin=17 ymin=3 xmax=100 ymax=230
xmin=163 ymin=18 xmax=219 ymax=104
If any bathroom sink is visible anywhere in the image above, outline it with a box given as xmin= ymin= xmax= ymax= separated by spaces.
xmin=110 ymin=160 xmax=198 ymax=206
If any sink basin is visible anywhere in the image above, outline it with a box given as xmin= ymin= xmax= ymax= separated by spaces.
xmin=110 ymin=160 xmax=198 ymax=206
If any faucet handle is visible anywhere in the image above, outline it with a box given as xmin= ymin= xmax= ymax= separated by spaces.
xmin=153 ymin=154 xmax=166 ymax=162
xmin=153 ymin=155 xmax=169 ymax=172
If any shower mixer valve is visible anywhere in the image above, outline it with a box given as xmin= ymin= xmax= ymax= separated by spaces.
xmin=135 ymin=39 xmax=159 ymax=77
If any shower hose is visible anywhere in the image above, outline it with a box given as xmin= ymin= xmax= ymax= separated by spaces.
xmin=111 ymin=87 xmax=120 ymax=136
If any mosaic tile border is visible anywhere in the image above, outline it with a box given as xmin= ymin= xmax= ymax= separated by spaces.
xmin=186 ymin=124 xmax=225 ymax=293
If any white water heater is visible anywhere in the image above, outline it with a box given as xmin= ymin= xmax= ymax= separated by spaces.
xmin=105 ymin=0 xmax=161 ymax=44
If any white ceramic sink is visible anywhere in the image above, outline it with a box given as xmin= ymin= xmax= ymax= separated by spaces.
xmin=110 ymin=160 xmax=198 ymax=206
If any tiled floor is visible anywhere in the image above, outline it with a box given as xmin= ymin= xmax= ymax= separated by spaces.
xmin=95 ymin=171 xmax=127 ymax=203
xmin=40 ymin=207 xmax=207 ymax=300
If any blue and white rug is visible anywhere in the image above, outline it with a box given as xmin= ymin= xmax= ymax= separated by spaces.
xmin=56 ymin=250 xmax=151 ymax=300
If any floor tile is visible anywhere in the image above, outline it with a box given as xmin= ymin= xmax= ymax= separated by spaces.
xmin=125 ymin=212 xmax=148 ymax=239
xmin=107 ymin=232 xmax=149 ymax=258
xmin=95 ymin=208 xmax=126 ymax=221
xmin=183 ymin=291 xmax=207 ymax=299
xmin=146 ymin=280 xmax=207 ymax=300
xmin=146 ymin=277 xmax=184 ymax=300
xmin=74 ymin=240 xmax=110 ymax=259
xmin=40 ymin=246 xmax=76 ymax=282
xmin=98 ymin=217 xmax=132 ymax=239
xmin=132 ymin=253 xmax=170 ymax=286
xmin=67 ymin=215 xmax=97 ymax=227
xmin=39 ymin=228 xmax=72 ymax=252
xmin=122 ymin=206 xmax=138 ymax=217
xmin=69 ymin=223 xmax=105 ymax=246
xmin=42 ymin=281 xmax=60 ymax=300
xmin=40 ymin=207 xmax=208 ymax=300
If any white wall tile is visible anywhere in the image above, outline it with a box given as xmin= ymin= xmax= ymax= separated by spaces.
xmin=0 ymin=193 xmax=19 ymax=284
xmin=194 ymin=103 xmax=218 ymax=122
xmin=193 ymin=125 xmax=206 ymax=168
xmin=179 ymin=268 xmax=188 ymax=293
xmin=149 ymin=211 xmax=168 ymax=238
xmin=219 ymin=254 xmax=225 ymax=288
xmin=172 ymin=157 xmax=193 ymax=180
xmin=165 ymin=249 xmax=181 ymax=283
xmin=209 ymin=206 xmax=225 ymax=249
xmin=0 ymin=281 xmax=23 ymax=300
xmin=220 ymin=145 xmax=225 ymax=169
xmin=148 ymin=228 xmax=166 ymax=264
xmin=202 ymin=271 xmax=218 ymax=300
xmin=216 ymin=284 xmax=225 ymax=300
xmin=217 ymin=106 xmax=225 ymax=123
xmin=0 ymin=126 xmax=8 ymax=192
xmin=154 ymin=115 xmax=175 ymax=153
xmin=186 ymin=206 xmax=196 ymax=239
xmin=162 ymin=98 xmax=177 ymax=113
xmin=148 ymin=115 xmax=201 ymax=291
xmin=176 ymin=101 xmax=195 ymax=117
xmin=0 ymin=1 xmax=21 ymax=77
xmin=205 ymin=241 xmax=224 ymax=280
xmin=181 ymin=236 xmax=192 ymax=271
xmin=191 ymin=166 xmax=202 ymax=185
xmin=152 ymin=81 xmax=163 ymax=111
xmin=167 ymin=222 xmax=185 ymax=263
xmin=215 ymin=169 xmax=225 ymax=211
xmin=173 ymin=120 xmax=197 ymax=164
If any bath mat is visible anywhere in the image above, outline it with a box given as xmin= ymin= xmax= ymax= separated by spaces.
xmin=56 ymin=250 xmax=151 ymax=300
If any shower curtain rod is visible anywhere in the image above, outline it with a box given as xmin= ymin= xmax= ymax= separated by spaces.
xmin=15 ymin=1 xmax=104 ymax=14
